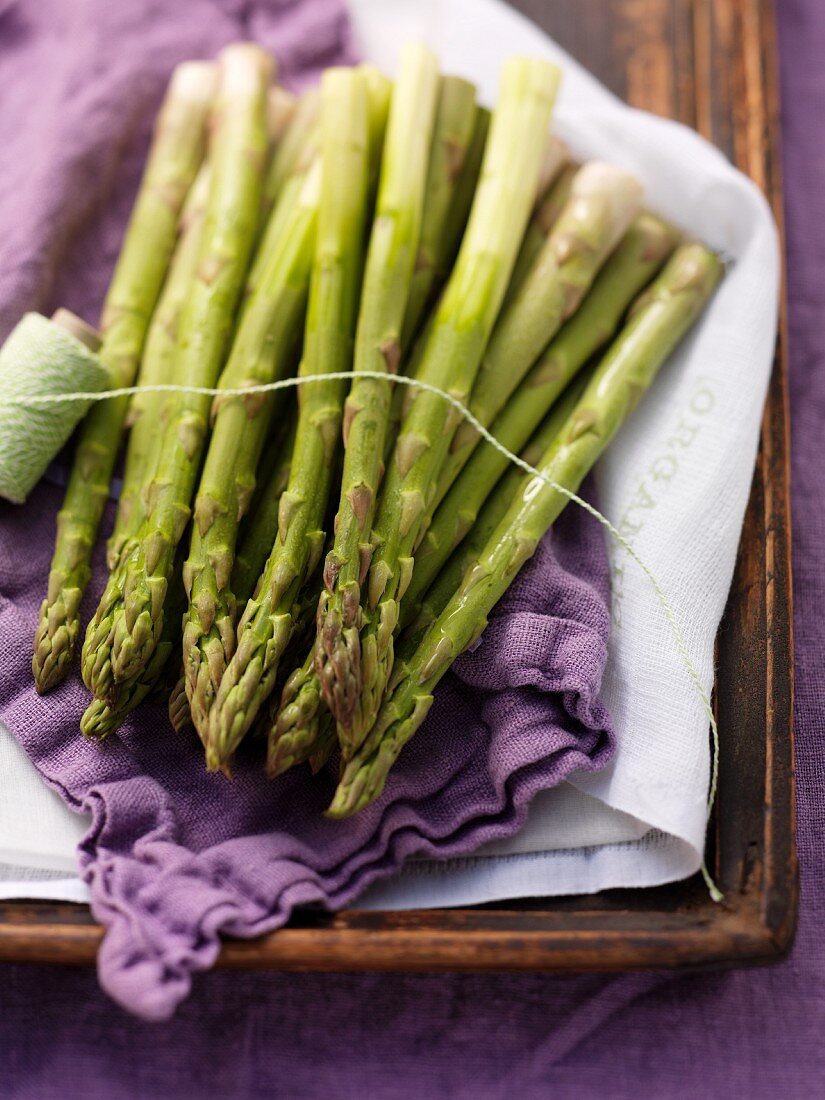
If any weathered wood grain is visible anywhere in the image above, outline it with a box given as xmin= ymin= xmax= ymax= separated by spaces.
xmin=0 ymin=0 xmax=795 ymax=971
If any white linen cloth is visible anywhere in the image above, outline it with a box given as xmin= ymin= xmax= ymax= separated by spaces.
xmin=0 ymin=0 xmax=779 ymax=908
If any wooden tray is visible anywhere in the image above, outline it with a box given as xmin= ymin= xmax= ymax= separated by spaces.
xmin=0 ymin=0 xmax=795 ymax=971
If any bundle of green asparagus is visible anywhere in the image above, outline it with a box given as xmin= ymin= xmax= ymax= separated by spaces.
xmin=32 ymin=41 xmax=723 ymax=817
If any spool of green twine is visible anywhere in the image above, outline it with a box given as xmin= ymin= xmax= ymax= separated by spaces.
xmin=0 ymin=310 xmax=109 ymax=504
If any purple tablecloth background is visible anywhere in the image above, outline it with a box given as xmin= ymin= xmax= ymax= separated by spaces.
xmin=2 ymin=0 xmax=823 ymax=1094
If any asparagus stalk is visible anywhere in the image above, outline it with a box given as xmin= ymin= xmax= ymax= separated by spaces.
xmin=434 ymin=107 xmax=490 ymax=293
xmin=32 ymin=61 xmax=216 ymax=694
xmin=399 ymin=372 xmax=592 ymax=661
xmin=533 ymin=134 xmax=571 ymax=208
xmin=266 ymin=86 xmax=298 ymax=157
xmin=314 ymin=42 xmax=440 ymax=729
xmin=261 ymin=89 xmax=320 ymax=220
xmin=249 ymin=111 xmax=321 ymax=298
xmin=168 ymin=670 xmax=192 ymax=733
xmin=107 ymin=164 xmax=211 ymax=570
xmin=182 ymin=155 xmax=321 ymax=742
xmin=327 ymin=242 xmax=723 ymax=817
xmin=385 ymin=103 xmax=490 ymax=457
xmin=231 ymin=415 xmax=297 ymax=607
xmin=399 ymin=74 xmax=477 ymax=349
xmin=343 ymin=57 xmax=561 ymax=754
xmin=433 ymin=161 xmax=644 ymax=511
xmin=308 ymin=715 xmax=338 ymax=774
xmin=209 ymin=66 xmax=372 ymax=769
xmin=401 ymin=212 xmax=680 ymax=624
xmin=81 ymin=639 xmax=173 ymax=740
xmin=362 ymin=65 xmax=393 ymax=197
xmin=505 ymin=159 xmax=578 ymax=305
xmin=82 ymin=44 xmax=272 ymax=700
xmin=80 ymin=566 xmax=187 ymax=740
xmin=267 ymin=653 xmax=329 ymax=777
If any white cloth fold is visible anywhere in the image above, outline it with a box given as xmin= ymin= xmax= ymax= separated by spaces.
xmin=0 ymin=0 xmax=779 ymax=908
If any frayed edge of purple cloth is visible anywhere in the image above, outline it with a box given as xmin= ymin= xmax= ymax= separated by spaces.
xmin=84 ymin=672 xmax=611 ymax=1019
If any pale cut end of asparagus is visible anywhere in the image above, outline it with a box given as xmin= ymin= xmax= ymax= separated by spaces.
xmin=566 ymin=162 xmax=644 ymax=251
xmin=458 ymin=57 xmax=561 ymax=266
xmin=217 ymin=43 xmax=275 ymax=96
xmin=166 ymin=60 xmax=219 ymax=111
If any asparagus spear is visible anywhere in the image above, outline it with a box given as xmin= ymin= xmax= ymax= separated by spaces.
xmin=32 ymin=61 xmax=216 ymax=694
xmin=505 ymin=160 xmax=578 ymax=305
xmin=182 ymin=155 xmax=321 ymax=742
xmin=168 ymin=671 xmax=192 ymax=733
xmin=231 ymin=415 xmax=297 ymax=607
xmin=433 ymin=106 xmax=490 ymax=294
xmin=248 ymin=110 xmax=321 ymax=298
xmin=433 ymin=161 xmax=644 ymax=511
xmin=80 ymin=565 xmax=187 ymax=740
xmin=362 ymin=65 xmax=393 ymax=197
xmin=314 ymin=42 xmax=440 ymax=729
xmin=385 ymin=103 xmax=490 ymax=458
xmin=533 ymin=134 xmax=571 ymax=207
xmin=267 ymin=653 xmax=329 ymax=777
xmin=209 ymin=66 xmax=373 ymax=769
xmin=266 ymin=86 xmax=298 ymax=159
xmin=327 ymin=242 xmax=723 ymax=817
xmin=401 ymin=212 xmax=680 ymax=624
xmin=342 ymin=57 xmax=561 ymax=754
xmin=107 ymin=164 xmax=211 ymax=570
xmin=399 ymin=372 xmax=593 ymax=662
xmin=308 ymin=715 xmax=338 ymax=774
xmin=261 ymin=89 xmax=320 ymax=221
xmin=399 ymin=74 xmax=477 ymax=349
xmin=82 ymin=44 xmax=273 ymax=700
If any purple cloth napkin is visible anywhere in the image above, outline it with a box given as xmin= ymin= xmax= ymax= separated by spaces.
xmin=0 ymin=0 xmax=613 ymax=1020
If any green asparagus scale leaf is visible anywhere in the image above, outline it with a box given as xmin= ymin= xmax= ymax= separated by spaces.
xmin=328 ymin=242 xmax=723 ymax=817
xmin=168 ymin=670 xmax=193 ymax=733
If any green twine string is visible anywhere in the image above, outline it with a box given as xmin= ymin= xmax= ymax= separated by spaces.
xmin=0 ymin=370 xmax=723 ymax=902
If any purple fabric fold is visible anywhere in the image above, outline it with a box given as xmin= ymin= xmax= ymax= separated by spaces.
xmin=0 ymin=0 xmax=614 ymax=1020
